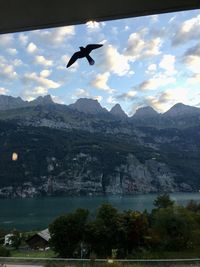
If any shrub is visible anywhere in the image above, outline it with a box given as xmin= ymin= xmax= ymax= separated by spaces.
xmin=0 ymin=246 xmax=10 ymax=257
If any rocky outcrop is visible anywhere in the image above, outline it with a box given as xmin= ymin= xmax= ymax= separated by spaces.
xmin=68 ymin=98 xmax=108 ymax=114
xmin=0 ymin=95 xmax=199 ymax=198
xmin=0 ymin=152 xmax=188 ymax=198
xmin=110 ymin=104 xmax=127 ymax=119
xmin=0 ymin=95 xmax=27 ymax=110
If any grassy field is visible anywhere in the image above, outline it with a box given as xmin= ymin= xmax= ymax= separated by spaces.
xmin=11 ymin=249 xmax=56 ymax=258
xmin=9 ymin=247 xmax=200 ymax=259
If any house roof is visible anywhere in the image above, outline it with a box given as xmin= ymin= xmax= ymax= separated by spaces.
xmin=37 ymin=229 xmax=50 ymax=242
xmin=0 ymin=0 xmax=199 ymax=34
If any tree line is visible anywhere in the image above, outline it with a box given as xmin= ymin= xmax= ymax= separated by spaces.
xmin=49 ymin=194 xmax=200 ymax=258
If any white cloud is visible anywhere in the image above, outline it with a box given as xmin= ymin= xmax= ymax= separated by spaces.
xmin=0 ymin=61 xmax=17 ymax=80
xmin=183 ymin=43 xmax=200 ymax=73
xmin=159 ymin=54 xmax=176 ymax=75
xmin=33 ymin=26 xmax=75 ymax=46
xmin=53 ymin=26 xmax=75 ymax=43
xmin=90 ymin=72 xmax=114 ymax=93
xmin=27 ymin=42 xmax=38 ymax=53
xmin=116 ymin=90 xmax=137 ymax=101
xmin=128 ymin=70 xmax=135 ymax=76
xmin=143 ymin=37 xmax=162 ymax=57
xmin=146 ymin=64 xmax=157 ymax=74
xmin=183 ymin=55 xmax=200 ymax=73
xmin=86 ymin=21 xmax=100 ymax=30
xmin=23 ymin=72 xmax=61 ymax=89
xmin=124 ymin=31 xmax=162 ymax=61
xmin=22 ymin=69 xmax=62 ymax=101
xmin=18 ymin=33 xmax=28 ymax=45
xmin=40 ymin=69 xmax=52 ymax=78
xmin=34 ymin=55 xmax=53 ymax=67
xmin=22 ymin=86 xmax=48 ymax=101
xmin=93 ymin=95 xmax=103 ymax=102
xmin=33 ymin=86 xmax=48 ymax=95
xmin=13 ymin=59 xmax=23 ymax=67
xmin=51 ymin=95 xmax=65 ymax=104
xmin=99 ymin=44 xmax=130 ymax=76
xmin=0 ymin=34 xmax=13 ymax=46
xmin=7 ymin=48 xmax=18 ymax=55
xmin=140 ymin=55 xmax=176 ymax=91
xmin=0 ymin=56 xmax=17 ymax=81
xmin=172 ymin=14 xmax=200 ymax=45
xmin=0 ymin=87 xmax=9 ymax=95
xmin=150 ymin=15 xmax=159 ymax=23
xmin=72 ymin=88 xmax=102 ymax=102
xmin=124 ymin=32 xmax=145 ymax=60
xmin=187 ymin=73 xmax=200 ymax=84
xmin=107 ymin=95 xmax=117 ymax=105
xmin=145 ymin=88 xmax=189 ymax=112
xmin=74 ymin=88 xmax=90 ymax=98
xmin=59 ymin=54 xmax=78 ymax=70
xmin=140 ymin=74 xmax=176 ymax=90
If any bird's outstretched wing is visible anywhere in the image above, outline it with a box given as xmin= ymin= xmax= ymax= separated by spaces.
xmin=85 ymin=44 xmax=103 ymax=53
xmin=66 ymin=52 xmax=80 ymax=68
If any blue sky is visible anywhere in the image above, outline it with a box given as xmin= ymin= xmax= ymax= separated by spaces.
xmin=0 ymin=9 xmax=200 ymax=115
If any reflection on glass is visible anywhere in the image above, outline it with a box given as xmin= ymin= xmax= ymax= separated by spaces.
xmin=12 ymin=152 xmax=18 ymax=161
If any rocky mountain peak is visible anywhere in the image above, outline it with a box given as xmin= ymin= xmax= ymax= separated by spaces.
xmin=163 ymin=103 xmax=200 ymax=117
xmin=68 ymin=98 xmax=108 ymax=114
xmin=0 ymin=95 xmax=27 ymax=110
xmin=110 ymin=104 xmax=127 ymax=119
xmin=29 ymin=95 xmax=54 ymax=106
xmin=133 ymin=106 xmax=158 ymax=118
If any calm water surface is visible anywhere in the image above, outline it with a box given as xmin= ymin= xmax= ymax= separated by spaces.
xmin=0 ymin=193 xmax=200 ymax=230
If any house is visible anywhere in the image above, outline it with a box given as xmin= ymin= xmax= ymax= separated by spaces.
xmin=4 ymin=234 xmax=14 ymax=246
xmin=26 ymin=229 xmax=50 ymax=250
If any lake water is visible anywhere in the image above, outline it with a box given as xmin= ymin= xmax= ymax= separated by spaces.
xmin=0 ymin=193 xmax=200 ymax=231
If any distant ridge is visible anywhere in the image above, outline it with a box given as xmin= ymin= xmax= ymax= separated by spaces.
xmin=68 ymin=98 xmax=108 ymax=114
xmin=110 ymin=104 xmax=127 ymax=119
xmin=163 ymin=103 xmax=200 ymax=117
xmin=29 ymin=95 xmax=54 ymax=106
xmin=0 ymin=94 xmax=200 ymax=122
xmin=133 ymin=106 xmax=159 ymax=118
xmin=0 ymin=95 xmax=27 ymax=110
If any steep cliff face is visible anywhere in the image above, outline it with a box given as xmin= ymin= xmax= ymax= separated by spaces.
xmin=110 ymin=104 xmax=127 ymax=119
xmin=0 ymin=153 xmax=179 ymax=198
xmin=0 ymin=96 xmax=200 ymax=198
xmin=0 ymin=121 xmax=197 ymax=198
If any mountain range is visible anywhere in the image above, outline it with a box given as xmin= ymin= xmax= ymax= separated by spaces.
xmin=1 ymin=94 xmax=200 ymax=118
xmin=0 ymin=94 xmax=200 ymax=129
xmin=0 ymin=94 xmax=200 ymax=198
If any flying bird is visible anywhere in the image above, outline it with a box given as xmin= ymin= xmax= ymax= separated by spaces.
xmin=66 ymin=44 xmax=103 ymax=68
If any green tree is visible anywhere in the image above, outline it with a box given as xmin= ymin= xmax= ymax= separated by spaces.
xmin=117 ymin=210 xmax=149 ymax=257
xmin=153 ymin=193 xmax=174 ymax=209
xmin=152 ymin=206 xmax=195 ymax=250
xmin=186 ymin=200 xmax=200 ymax=213
xmin=0 ymin=228 xmax=8 ymax=239
xmin=185 ymin=200 xmax=200 ymax=248
xmin=49 ymin=208 xmax=89 ymax=257
xmin=0 ymin=246 xmax=10 ymax=257
xmin=85 ymin=203 xmax=121 ymax=257
xmin=9 ymin=230 xmax=21 ymax=249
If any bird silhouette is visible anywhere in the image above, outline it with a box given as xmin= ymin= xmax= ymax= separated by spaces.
xmin=66 ymin=44 xmax=103 ymax=68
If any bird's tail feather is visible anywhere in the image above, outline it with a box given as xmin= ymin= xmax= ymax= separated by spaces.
xmin=86 ymin=55 xmax=95 ymax=65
